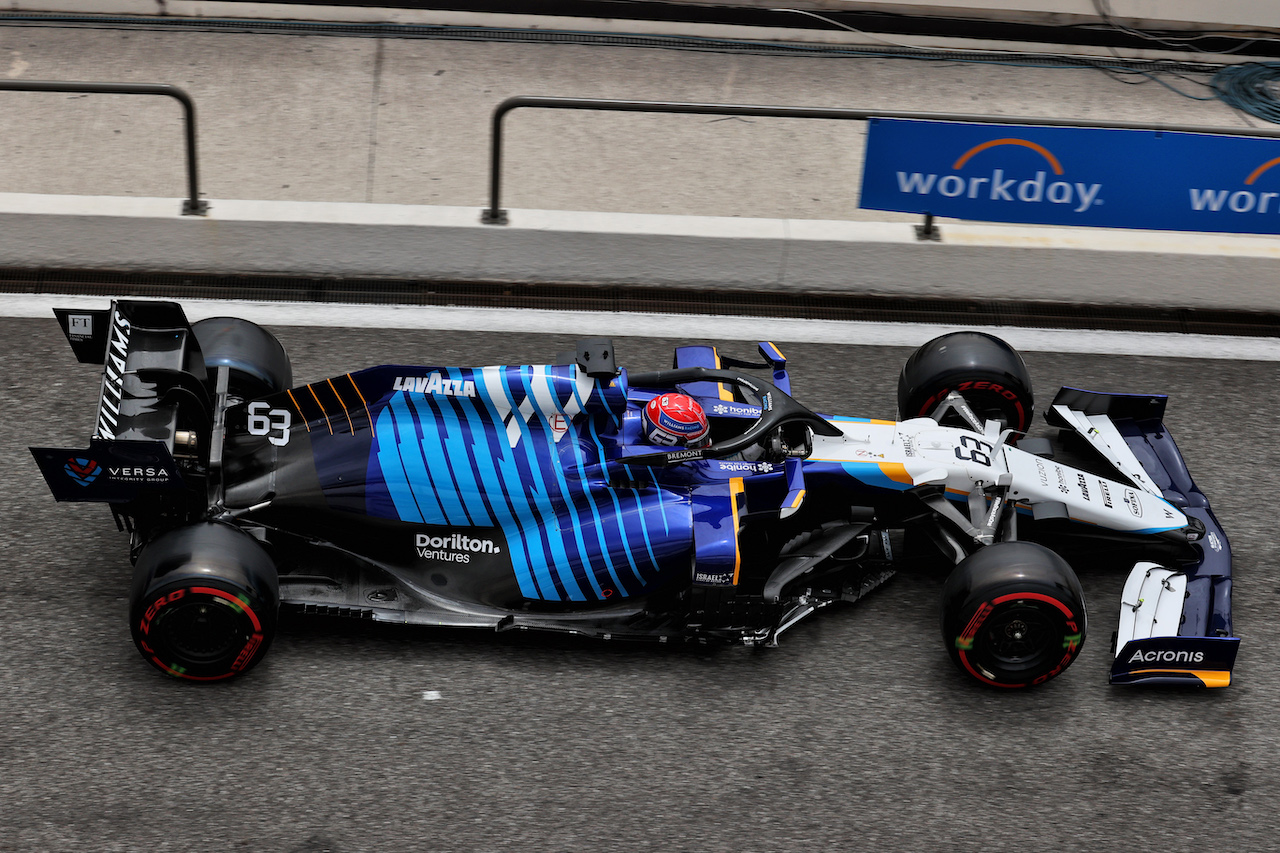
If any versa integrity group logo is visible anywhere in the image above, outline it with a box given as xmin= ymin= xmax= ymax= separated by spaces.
xmin=893 ymin=137 xmax=1104 ymax=214
xmin=64 ymin=457 xmax=101 ymax=487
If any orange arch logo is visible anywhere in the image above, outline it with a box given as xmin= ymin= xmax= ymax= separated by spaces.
xmin=952 ymin=138 xmax=1065 ymax=175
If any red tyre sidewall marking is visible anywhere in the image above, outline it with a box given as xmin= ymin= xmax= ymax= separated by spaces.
xmin=992 ymin=591 xmax=1074 ymax=619
xmin=958 ymin=593 xmax=1076 ymax=689
xmin=918 ymin=383 xmax=1029 ymax=432
xmin=140 ymin=585 xmax=265 ymax=681
xmin=957 ymin=598 xmax=1023 ymax=688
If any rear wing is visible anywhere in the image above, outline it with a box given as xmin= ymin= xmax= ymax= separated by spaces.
xmin=1047 ymin=388 xmax=1239 ymax=687
xmin=30 ymin=300 xmax=209 ymax=503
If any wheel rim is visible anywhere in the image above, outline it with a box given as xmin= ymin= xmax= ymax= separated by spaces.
xmin=138 ymin=585 xmax=267 ymax=680
xmin=922 ymin=390 xmax=1028 ymax=435
xmin=160 ymin=597 xmax=245 ymax=663
xmin=980 ymin=601 xmax=1058 ymax=668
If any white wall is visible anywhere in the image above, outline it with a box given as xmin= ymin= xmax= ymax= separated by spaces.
xmin=796 ymin=1 xmax=1280 ymax=31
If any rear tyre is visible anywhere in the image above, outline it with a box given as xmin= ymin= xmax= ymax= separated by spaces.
xmin=129 ymin=522 xmax=279 ymax=681
xmin=898 ymin=332 xmax=1034 ymax=438
xmin=940 ymin=542 xmax=1086 ymax=688
xmin=192 ymin=316 xmax=293 ymax=402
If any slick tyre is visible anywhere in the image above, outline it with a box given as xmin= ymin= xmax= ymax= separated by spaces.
xmin=941 ymin=542 xmax=1086 ymax=689
xmin=130 ymin=522 xmax=279 ymax=681
xmin=898 ymin=332 xmax=1034 ymax=438
xmin=192 ymin=316 xmax=293 ymax=402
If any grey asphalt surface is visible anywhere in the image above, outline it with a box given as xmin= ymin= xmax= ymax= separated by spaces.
xmin=2 ymin=318 xmax=1276 ymax=852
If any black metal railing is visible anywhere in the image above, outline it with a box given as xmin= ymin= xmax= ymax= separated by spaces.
xmin=0 ymin=80 xmax=207 ymax=215
xmin=483 ymin=95 xmax=1280 ymax=226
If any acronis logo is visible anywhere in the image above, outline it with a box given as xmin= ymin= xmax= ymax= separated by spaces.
xmin=1129 ymin=649 xmax=1205 ymax=664
xmin=893 ymin=138 xmax=1104 ymax=214
xmin=393 ymin=373 xmax=476 ymax=398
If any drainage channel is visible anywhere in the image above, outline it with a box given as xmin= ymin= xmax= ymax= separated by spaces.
xmin=2 ymin=268 xmax=1277 ymax=338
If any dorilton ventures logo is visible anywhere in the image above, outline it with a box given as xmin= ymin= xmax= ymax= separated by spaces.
xmin=1189 ymin=156 xmax=1280 ymax=215
xmin=892 ymin=138 xmax=1103 ymax=214
xmin=416 ymin=531 xmax=501 ymax=563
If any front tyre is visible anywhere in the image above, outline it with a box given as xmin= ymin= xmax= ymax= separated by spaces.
xmin=129 ymin=522 xmax=279 ymax=681
xmin=940 ymin=542 xmax=1086 ymax=688
xmin=898 ymin=331 xmax=1034 ymax=437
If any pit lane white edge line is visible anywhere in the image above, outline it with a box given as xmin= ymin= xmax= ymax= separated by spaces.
xmin=2 ymin=293 xmax=1278 ymax=361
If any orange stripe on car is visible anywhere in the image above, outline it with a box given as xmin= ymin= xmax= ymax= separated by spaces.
xmin=285 ymin=388 xmax=311 ymax=433
xmin=307 ymin=383 xmax=334 ymax=435
xmin=1128 ymin=669 xmax=1231 ymax=688
xmin=347 ymin=373 xmax=375 ymax=438
xmin=730 ymin=477 xmax=745 ymax=585
xmin=327 ymin=378 xmax=355 ymax=434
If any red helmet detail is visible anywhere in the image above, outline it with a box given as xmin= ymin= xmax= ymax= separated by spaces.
xmin=642 ymin=394 xmax=710 ymax=447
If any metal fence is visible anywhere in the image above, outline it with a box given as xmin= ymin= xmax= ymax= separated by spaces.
xmin=482 ymin=95 xmax=1280 ymax=234
xmin=0 ymin=80 xmax=207 ymax=215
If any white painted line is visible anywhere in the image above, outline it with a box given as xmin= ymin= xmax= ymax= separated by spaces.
xmin=4 ymin=292 xmax=1278 ymax=361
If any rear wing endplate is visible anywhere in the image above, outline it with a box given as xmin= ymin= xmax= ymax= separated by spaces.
xmin=30 ymin=439 xmax=184 ymax=503
xmin=31 ymin=300 xmax=209 ymax=504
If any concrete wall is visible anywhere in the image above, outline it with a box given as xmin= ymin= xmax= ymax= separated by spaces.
xmin=3 ymin=0 xmax=1279 ymax=34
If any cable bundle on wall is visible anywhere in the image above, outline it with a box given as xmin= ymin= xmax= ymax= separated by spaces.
xmin=1212 ymin=63 xmax=1280 ymax=124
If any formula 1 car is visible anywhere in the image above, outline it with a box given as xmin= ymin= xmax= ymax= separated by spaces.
xmin=30 ymin=300 xmax=1238 ymax=688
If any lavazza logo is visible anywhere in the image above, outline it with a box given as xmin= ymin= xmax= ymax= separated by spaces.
xmin=394 ymin=373 xmax=476 ymax=397
xmin=894 ymin=138 xmax=1103 ymax=213
xmin=416 ymin=531 xmax=501 ymax=563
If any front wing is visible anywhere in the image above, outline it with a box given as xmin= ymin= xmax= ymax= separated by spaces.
xmin=1049 ymin=388 xmax=1240 ymax=687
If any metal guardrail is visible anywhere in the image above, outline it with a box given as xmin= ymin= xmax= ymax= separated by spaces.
xmin=0 ymin=80 xmax=207 ymax=216
xmin=482 ymin=95 xmax=1280 ymax=227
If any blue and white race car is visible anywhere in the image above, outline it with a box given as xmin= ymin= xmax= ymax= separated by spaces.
xmin=31 ymin=300 xmax=1238 ymax=688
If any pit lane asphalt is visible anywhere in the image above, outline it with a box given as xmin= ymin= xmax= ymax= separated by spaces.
xmin=1 ymin=319 xmax=1274 ymax=853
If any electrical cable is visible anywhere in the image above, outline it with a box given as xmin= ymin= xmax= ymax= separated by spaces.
xmin=0 ymin=10 xmax=1230 ymax=106
xmin=1089 ymin=0 xmax=1269 ymax=55
xmin=1212 ymin=63 xmax=1280 ymax=124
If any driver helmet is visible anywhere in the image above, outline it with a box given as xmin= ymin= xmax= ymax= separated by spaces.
xmin=642 ymin=393 xmax=710 ymax=447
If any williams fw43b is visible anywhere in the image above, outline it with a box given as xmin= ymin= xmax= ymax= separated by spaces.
xmin=31 ymin=301 xmax=1238 ymax=687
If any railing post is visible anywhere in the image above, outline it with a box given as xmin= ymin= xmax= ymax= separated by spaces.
xmin=481 ymin=96 xmax=1280 ymax=227
xmin=481 ymin=98 xmax=513 ymax=225
xmin=0 ymin=80 xmax=208 ymax=216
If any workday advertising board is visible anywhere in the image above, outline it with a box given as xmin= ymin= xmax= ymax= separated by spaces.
xmin=859 ymin=118 xmax=1280 ymax=235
